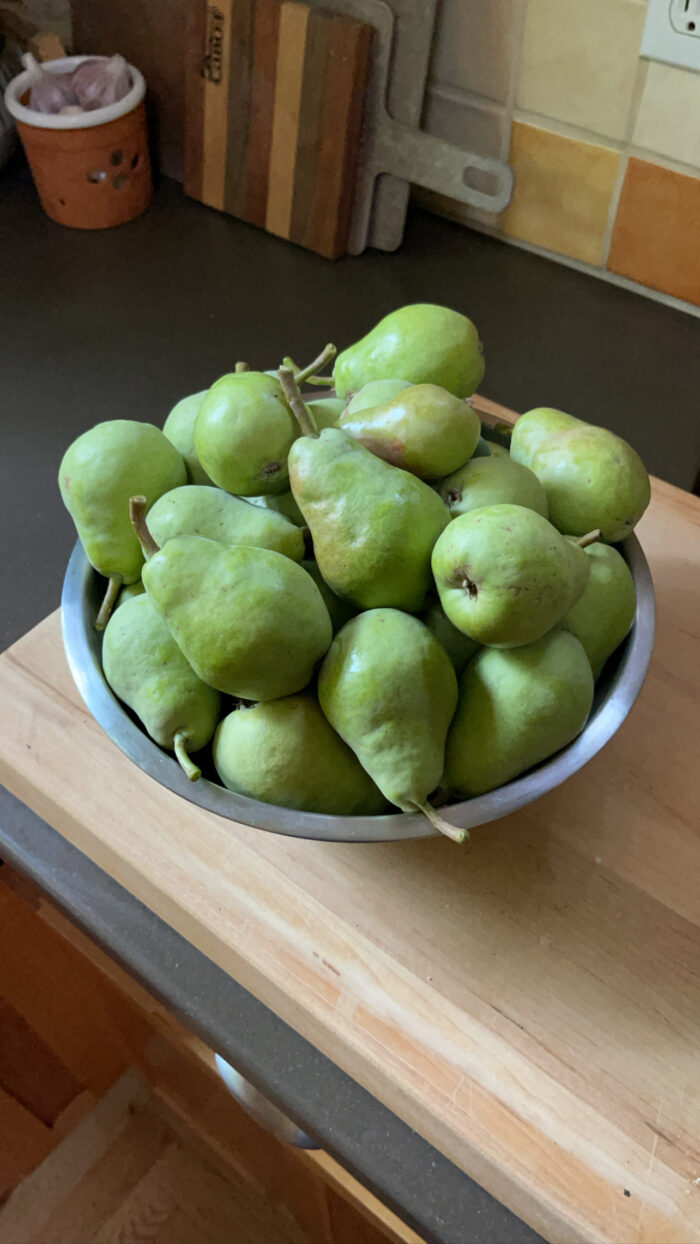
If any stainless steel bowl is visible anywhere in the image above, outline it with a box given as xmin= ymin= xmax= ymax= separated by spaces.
xmin=61 ymin=531 xmax=655 ymax=843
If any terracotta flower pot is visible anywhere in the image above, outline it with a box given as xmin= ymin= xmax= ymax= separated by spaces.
xmin=4 ymin=55 xmax=152 ymax=230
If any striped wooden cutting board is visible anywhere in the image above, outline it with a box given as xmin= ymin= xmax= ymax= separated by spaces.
xmin=185 ymin=0 xmax=373 ymax=259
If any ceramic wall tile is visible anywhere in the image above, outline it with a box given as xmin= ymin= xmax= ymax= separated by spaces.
xmin=633 ymin=63 xmax=700 ymax=170
xmin=417 ymin=91 xmax=509 ymax=225
xmin=423 ymin=89 xmax=507 ymax=156
xmin=430 ymin=0 xmax=518 ymax=104
xmin=517 ymin=0 xmax=646 ymax=140
xmin=502 ymin=122 xmax=620 ymax=265
xmin=608 ymin=158 xmax=700 ymax=305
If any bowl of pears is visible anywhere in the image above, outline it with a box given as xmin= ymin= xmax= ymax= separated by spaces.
xmin=60 ymin=304 xmax=655 ymax=844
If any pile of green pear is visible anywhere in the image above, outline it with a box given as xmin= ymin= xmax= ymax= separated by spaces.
xmin=58 ymin=304 xmax=649 ymax=843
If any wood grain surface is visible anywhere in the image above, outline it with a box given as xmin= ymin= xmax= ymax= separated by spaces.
xmin=1 ymin=402 xmax=699 ymax=1244
xmin=0 ymin=864 xmax=421 ymax=1242
xmin=184 ymin=0 xmax=373 ymax=258
xmin=0 ymin=1073 xmax=311 ymax=1244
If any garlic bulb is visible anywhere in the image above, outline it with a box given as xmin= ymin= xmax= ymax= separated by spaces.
xmin=22 ymin=52 xmax=76 ymax=114
xmin=71 ymin=55 xmax=131 ymax=111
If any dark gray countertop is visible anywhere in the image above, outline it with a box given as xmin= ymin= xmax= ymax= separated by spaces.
xmin=1 ymin=161 xmax=699 ymax=1243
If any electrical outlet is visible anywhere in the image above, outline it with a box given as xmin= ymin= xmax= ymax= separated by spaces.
xmin=670 ymin=0 xmax=700 ymax=36
xmin=642 ymin=0 xmax=700 ymax=72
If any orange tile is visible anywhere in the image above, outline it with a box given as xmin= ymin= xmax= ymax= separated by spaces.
xmin=502 ymin=122 xmax=620 ymax=265
xmin=608 ymin=158 xmax=700 ymax=306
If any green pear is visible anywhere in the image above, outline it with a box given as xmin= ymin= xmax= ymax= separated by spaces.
xmin=339 ymin=385 xmax=480 ymax=480
xmin=194 ymin=371 xmax=297 ymax=496
xmin=59 ymin=420 xmax=186 ymax=628
xmin=318 ymin=610 xmax=462 ymax=839
xmin=344 ymin=379 xmax=413 ymax=414
xmin=116 ymin=579 xmax=145 ymax=608
xmin=472 ymin=437 xmax=509 ymax=459
xmin=141 ymin=532 xmax=331 ymax=700
xmin=419 ymin=599 xmax=479 ymax=674
xmin=289 ymin=426 xmax=449 ymax=611
xmin=213 ymin=696 xmax=386 ymax=815
xmin=306 ymin=396 xmax=345 ymax=430
xmin=162 ymin=391 xmax=212 ymax=484
xmin=301 ymin=561 xmax=358 ymax=632
xmin=145 ymin=485 xmax=303 ymax=562
xmin=247 ymin=491 xmax=305 ymax=527
xmin=333 ymin=305 xmax=485 ymax=400
xmin=510 ymin=408 xmax=651 ymax=542
xmin=437 ymin=455 xmax=548 ymax=518
xmin=445 ymin=630 xmax=594 ymax=795
xmin=102 ymin=594 xmax=221 ymax=781
xmin=432 ymin=504 xmax=591 ymax=647
xmin=281 ymin=366 xmax=450 ymax=611
xmin=564 ymin=542 xmax=636 ymax=677
xmin=471 ymin=436 xmax=492 ymax=459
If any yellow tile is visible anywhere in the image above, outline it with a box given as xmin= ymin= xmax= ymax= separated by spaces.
xmin=633 ymin=63 xmax=700 ymax=170
xmin=518 ymin=0 xmax=646 ymax=140
xmin=502 ymin=123 xmax=620 ymax=265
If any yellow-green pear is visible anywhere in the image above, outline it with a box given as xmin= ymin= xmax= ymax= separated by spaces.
xmin=432 ymin=504 xmax=592 ymax=647
xmin=471 ymin=436 xmax=508 ymax=459
xmin=563 ymin=541 xmax=637 ymax=677
xmin=445 ymin=630 xmax=594 ymax=795
xmin=162 ymin=391 xmax=212 ymax=484
xmin=58 ymin=420 xmax=186 ymax=628
xmin=305 ymin=396 xmax=345 ymax=429
xmin=247 ymin=491 xmax=305 ymax=526
xmin=339 ymin=384 xmax=480 ymax=479
xmin=146 ymin=485 xmax=304 ymax=561
xmin=511 ymin=407 xmax=650 ymax=542
xmin=301 ymin=561 xmax=358 ymax=632
xmin=194 ymin=371 xmax=297 ymax=495
xmin=116 ymin=580 xmax=145 ymax=608
xmin=318 ymin=609 xmax=463 ymax=840
xmin=137 ymin=515 xmax=332 ymax=700
xmin=102 ymin=594 xmax=220 ymax=781
xmin=213 ymin=696 xmax=386 ymax=815
xmin=419 ymin=600 xmax=480 ymax=674
xmin=282 ymin=368 xmax=449 ymax=612
xmin=437 ymin=455 xmax=548 ymax=518
xmin=344 ymin=379 xmax=413 ymax=414
xmin=334 ymin=304 xmax=485 ymax=399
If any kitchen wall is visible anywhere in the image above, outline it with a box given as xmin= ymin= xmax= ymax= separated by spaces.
xmin=420 ymin=0 xmax=700 ymax=310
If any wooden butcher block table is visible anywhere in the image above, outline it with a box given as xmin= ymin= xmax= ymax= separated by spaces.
xmin=0 ymin=400 xmax=699 ymax=1244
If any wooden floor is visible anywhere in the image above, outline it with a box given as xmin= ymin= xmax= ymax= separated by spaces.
xmin=0 ymin=1071 xmax=310 ymax=1244
xmin=0 ymin=861 xmax=421 ymax=1244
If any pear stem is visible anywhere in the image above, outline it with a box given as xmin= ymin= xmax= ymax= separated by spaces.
xmin=174 ymin=731 xmax=201 ymax=782
xmin=95 ymin=574 xmax=122 ymax=631
xmin=577 ymin=529 xmax=601 ymax=549
xmin=235 ymin=361 xmax=250 ymax=372
xmin=292 ymin=343 xmax=337 ymax=387
xmin=278 ymin=366 xmax=319 ymax=438
xmin=129 ymin=495 xmax=160 ymax=559
xmin=415 ymin=801 xmax=468 ymax=845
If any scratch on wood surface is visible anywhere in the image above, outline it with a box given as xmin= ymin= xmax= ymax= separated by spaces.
xmin=448 ymin=1074 xmax=465 ymax=1106
xmin=636 ymin=1101 xmax=664 ymax=1241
